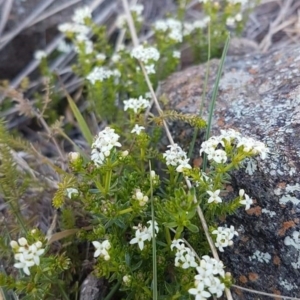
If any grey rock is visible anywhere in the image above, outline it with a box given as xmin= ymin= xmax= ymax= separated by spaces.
xmin=160 ymin=45 xmax=300 ymax=299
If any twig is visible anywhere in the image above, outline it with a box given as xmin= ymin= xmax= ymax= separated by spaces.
xmin=0 ymin=0 xmax=56 ymax=50
xmin=259 ymin=0 xmax=294 ymax=52
xmin=232 ymin=285 xmax=300 ymax=300
xmin=121 ymin=1 xmax=233 ymax=299
xmin=29 ymin=0 xmax=81 ymax=27
xmin=0 ymin=0 xmax=13 ymax=38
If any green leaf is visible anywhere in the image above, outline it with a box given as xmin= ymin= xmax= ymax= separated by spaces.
xmin=164 ymin=222 xmax=178 ymax=228
xmin=64 ymin=90 xmax=93 ymax=145
xmin=131 ymin=260 xmax=143 ymax=271
xmin=125 ymin=253 xmax=131 ymax=266
xmin=187 ymin=224 xmax=199 ymax=233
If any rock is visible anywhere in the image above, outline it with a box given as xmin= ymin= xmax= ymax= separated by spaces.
xmin=160 ymin=45 xmax=300 ymax=299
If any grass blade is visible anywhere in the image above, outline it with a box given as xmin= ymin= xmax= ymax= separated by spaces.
xmin=61 ymin=85 xmax=94 ymax=146
xmin=202 ymin=33 xmax=231 ymax=171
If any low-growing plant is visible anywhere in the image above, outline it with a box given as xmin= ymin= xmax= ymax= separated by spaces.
xmin=1 ymin=1 xmax=285 ymax=300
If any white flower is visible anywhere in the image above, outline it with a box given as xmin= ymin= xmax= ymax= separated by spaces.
xmin=66 ymin=188 xmax=79 ymax=198
xmin=96 ymin=53 xmax=106 ymax=61
xmin=188 ymin=282 xmax=211 ymax=300
xmin=58 ymin=23 xmax=90 ymax=36
xmin=91 ymin=127 xmax=121 ymax=166
xmin=11 ymin=238 xmax=45 ymax=275
xmin=131 ymin=124 xmax=145 ymax=135
xmin=68 ymin=152 xmax=80 ymax=162
xmin=34 ymin=50 xmax=47 ymax=61
xmin=240 ymin=193 xmax=253 ymax=210
xmin=87 ymin=67 xmax=119 ymax=84
xmin=130 ymin=222 xmax=158 ymax=250
xmin=145 ymin=220 xmax=159 ymax=239
xmin=235 ymin=13 xmax=243 ymax=22
xmin=226 ymin=17 xmax=236 ymax=27
xmin=144 ymin=64 xmax=156 ymax=74
xmin=111 ymin=53 xmax=120 ymax=63
xmin=211 ymin=149 xmax=227 ymax=163
xmin=92 ymin=240 xmax=111 ymax=259
xmin=129 ymin=229 xmax=149 ymax=250
xmin=163 ymin=144 xmax=191 ymax=172
xmin=208 ymin=276 xmax=225 ymax=297
xmin=57 ymin=40 xmax=72 ymax=53
xmin=72 ymin=6 xmax=92 ymax=24
xmin=173 ymin=51 xmax=181 ymax=59
xmin=176 ymin=158 xmax=192 ymax=172
xmin=130 ymin=4 xmax=144 ymax=15
xmin=14 ymin=255 xmax=35 ymax=275
xmin=131 ymin=45 xmax=160 ymax=63
xmin=190 ymin=255 xmax=226 ymax=299
xmin=123 ymin=275 xmax=132 ymax=285
xmin=133 ymin=189 xmax=148 ymax=206
xmin=212 ymin=226 xmax=238 ymax=252
xmin=207 ymin=190 xmax=222 ymax=204
xmin=123 ymin=96 xmax=150 ymax=113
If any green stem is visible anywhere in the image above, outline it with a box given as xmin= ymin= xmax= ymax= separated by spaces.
xmin=118 ymin=207 xmax=133 ymax=215
xmin=105 ymin=168 xmax=112 ymax=195
xmin=164 ymin=226 xmax=172 ymax=246
xmin=103 ymin=280 xmax=121 ymax=300
xmin=203 ymin=33 xmax=231 ymax=172
xmin=149 ymin=162 xmax=158 ymax=300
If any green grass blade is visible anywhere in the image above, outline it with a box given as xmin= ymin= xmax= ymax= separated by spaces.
xmin=202 ymin=33 xmax=231 ymax=171
xmin=149 ymin=161 xmax=158 ymax=300
xmin=59 ymin=84 xmax=93 ymax=146
xmin=188 ymin=24 xmax=211 ymax=159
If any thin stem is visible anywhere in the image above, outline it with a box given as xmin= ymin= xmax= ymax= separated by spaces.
xmin=202 ymin=34 xmax=230 ymax=172
xmin=103 ymin=280 xmax=121 ymax=300
xmin=149 ymin=162 xmax=158 ymax=300
xmin=232 ymin=284 xmax=300 ymax=300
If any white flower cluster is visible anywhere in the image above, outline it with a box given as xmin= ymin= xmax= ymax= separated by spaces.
xmin=227 ymin=0 xmax=249 ymax=5
xmin=183 ymin=17 xmax=211 ymax=35
xmin=87 ymin=67 xmax=120 ymax=84
xmin=58 ymin=6 xmax=93 ymax=55
xmin=189 ymin=255 xmax=225 ymax=299
xmin=239 ymin=189 xmax=253 ymax=210
xmin=163 ymin=144 xmax=192 ymax=172
xmin=132 ymin=188 xmax=149 ymax=206
xmin=212 ymin=225 xmax=238 ymax=252
xmin=131 ymin=45 xmax=160 ymax=74
xmin=226 ymin=13 xmax=243 ymax=27
xmin=57 ymin=40 xmax=73 ymax=53
xmin=34 ymin=50 xmax=47 ymax=61
xmin=91 ymin=127 xmax=121 ymax=166
xmin=116 ymin=4 xmax=144 ymax=28
xmin=154 ymin=17 xmax=210 ymax=42
xmin=11 ymin=238 xmax=45 ymax=275
xmin=154 ymin=18 xmax=183 ymax=42
xmin=92 ymin=239 xmax=111 ymax=260
xmin=200 ymin=129 xmax=269 ymax=164
xmin=123 ymin=96 xmax=150 ymax=113
xmin=72 ymin=6 xmax=92 ymax=24
xmin=129 ymin=221 xmax=159 ymax=250
xmin=171 ymin=239 xmax=198 ymax=269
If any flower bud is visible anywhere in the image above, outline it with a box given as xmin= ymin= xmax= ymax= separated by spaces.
xmin=18 ymin=237 xmax=28 ymax=246
xmin=239 ymin=189 xmax=245 ymax=197
xmin=121 ymin=150 xmax=129 ymax=157
xmin=69 ymin=152 xmax=80 ymax=162
xmin=10 ymin=240 xmax=18 ymax=249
